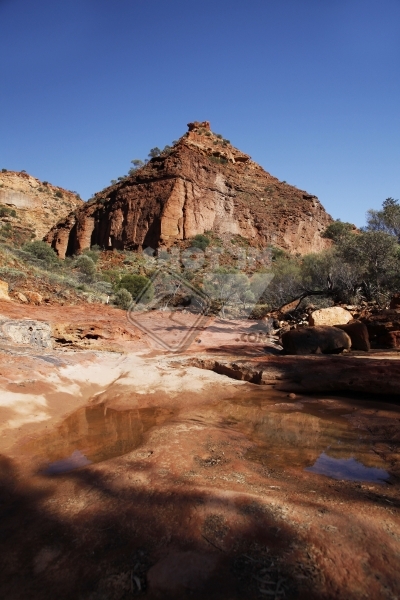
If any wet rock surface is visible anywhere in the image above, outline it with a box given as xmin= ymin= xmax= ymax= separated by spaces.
xmin=0 ymin=302 xmax=399 ymax=599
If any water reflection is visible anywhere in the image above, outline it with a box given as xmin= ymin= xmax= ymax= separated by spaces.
xmin=305 ymin=452 xmax=389 ymax=483
xmin=20 ymin=403 xmax=174 ymax=473
xmin=45 ymin=449 xmax=91 ymax=475
xmin=19 ymin=390 xmax=399 ymax=482
xmin=206 ymin=394 xmax=394 ymax=479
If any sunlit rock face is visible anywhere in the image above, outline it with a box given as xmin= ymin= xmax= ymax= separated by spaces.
xmin=0 ymin=170 xmax=83 ymax=240
xmin=45 ymin=122 xmax=333 ymax=258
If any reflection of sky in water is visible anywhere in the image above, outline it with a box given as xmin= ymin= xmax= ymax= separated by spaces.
xmin=44 ymin=450 xmax=91 ymax=475
xmin=305 ymin=452 xmax=389 ymax=483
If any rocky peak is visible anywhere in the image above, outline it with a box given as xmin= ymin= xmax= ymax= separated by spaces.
xmin=44 ymin=122 xmax=333 ymax=258
xmin=183 ymin=121 xmax=251 ymax=165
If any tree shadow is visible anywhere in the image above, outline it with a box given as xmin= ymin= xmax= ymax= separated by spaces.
xmin=0 ymin=454 xmax=325 ymax=600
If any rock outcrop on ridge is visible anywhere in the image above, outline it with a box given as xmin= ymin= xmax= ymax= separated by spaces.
xmin=45 ymin=121 xmax=333 ymax=258
xmin=0 ymin=170 xmax=83 ymax=240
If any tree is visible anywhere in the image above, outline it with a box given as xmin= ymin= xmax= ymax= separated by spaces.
xmin=322 ymin=220 xmax=354 ymax=244
xmin=366 ymin=198 xmax=400 ymax=241
xmin=148 ymin=147 xmax=161 ymax=159
xmin=131 ymin=159 xmax=144 ymax=169
xmin=337 ymin=230 xmax=399 ymax=301
xmin=203 ymin=268 xmax=251 ymax=317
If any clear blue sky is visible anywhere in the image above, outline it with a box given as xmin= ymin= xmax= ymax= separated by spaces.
xmin=1 ymin=0 xmax=399 ymax=226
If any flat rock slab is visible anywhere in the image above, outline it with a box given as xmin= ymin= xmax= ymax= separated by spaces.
xmin=0 ymin=318 xmax=52 ymax=348
xmin=190 ymin=354 xmax=400 ymax=395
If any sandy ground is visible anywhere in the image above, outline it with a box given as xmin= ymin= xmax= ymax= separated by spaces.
xmin=0 ymin=301 xmax=400 ymax=599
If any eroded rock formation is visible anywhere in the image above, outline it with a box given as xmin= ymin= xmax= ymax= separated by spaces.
xmin=0 ymin=170 xmax=83 ymax=239
xmin=45 ymin=122 xmax=333 ymax=258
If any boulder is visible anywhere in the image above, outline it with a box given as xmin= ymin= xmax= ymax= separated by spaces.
xmin=281 ymin=326 xmax=351 ymax=355
xmin=25 ymin=290 xmax=43 ymax=305
xmin=15 ymin=292 xmax=28 ymax=303
xmin=0 ymin=279 xmax=10 ymax=301
xmin=361 ymin=310 xmax=400 ymax=348
xmin=309 ymin=306 xmax=353 ymax=326
xmin=0 ymin=319 xmax=52 ymax=348
xmin=389 ymin=294 xmax=400 ymax=310
xmin=334 ymin=320 xmax=370 ymax=351
xmin=377 ymin=330 xmax=400 ymax=349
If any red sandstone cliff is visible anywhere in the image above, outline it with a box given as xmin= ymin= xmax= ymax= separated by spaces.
xmin=45 ymin=121 xmax=332 ymax=258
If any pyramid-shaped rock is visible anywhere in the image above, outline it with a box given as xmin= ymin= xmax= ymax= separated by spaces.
xmin=45 ymin=121 xmax=332 ymax=257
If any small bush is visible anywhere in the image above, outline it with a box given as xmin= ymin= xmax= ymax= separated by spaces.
xmin=0 ymin=205 xmax=16 ymax=218
xmin=209 ymin=155 xmax=228 ymax=165
xmin=119 ymin=274 xmax=153 ymax=303
xmin=22 ymin=240 xmax=59 ymax=264
xmin=100 ymin=269 xmax=121 ymax=286
xmin=74 ymin=255 xmax=96 ymax=280
xmin=192 ymin=234 xmax=210 ymax=251
xmin=55 ymin=190 xmax=63 ymax=198
xmin=114 ymin=288 xmax=133 ymax=310
xmin=1 ymin=169 xmax=7 ymax=173
xmin=82 ymin=247 xmax=100 ymax=263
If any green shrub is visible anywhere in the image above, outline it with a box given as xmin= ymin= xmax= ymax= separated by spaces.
xmin=0 ymin=205 xmax=16 ymax=218
xmin=55 ymin=190 xmax=63 ymax=198
xmin=100 ymin=269 xmax=121 ymax=286
xmin=82 ymin=247 xmax=100 ymax=263
xmin=209 ymin=155 xmax=228 ymax=165
xmin=119 ymin=274 xmax=153 ymax=303
xmin=1 ymin=169 xmax=7 ymax=173
xmin=114 ymin=288 xmax=133 ymax=310
xmin=74 ymin=255 xmax=96 ymax=280
xmin=22 ymin=240 xmax=59 ymax=264
xmin=191 ymin=234 xmax=210 ymax=251
xmin=322 ymin=220 xmax=354 ymax=243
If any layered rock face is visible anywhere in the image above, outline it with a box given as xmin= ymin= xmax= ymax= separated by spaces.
xmin=45 ymin=121 xmax=333 ymax=258
xmin=0 ymin=171 xmax=83 ymax=239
